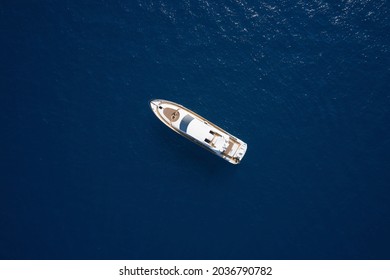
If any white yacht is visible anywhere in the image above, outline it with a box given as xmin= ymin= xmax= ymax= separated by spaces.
xmin=150 ymin=99 xmax=247 ymax=164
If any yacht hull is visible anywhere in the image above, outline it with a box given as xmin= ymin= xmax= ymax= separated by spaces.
xmin=150 ymin=99 xmax=247 ymax=164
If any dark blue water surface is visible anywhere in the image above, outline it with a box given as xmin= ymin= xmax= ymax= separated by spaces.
xmin=1 ymin=0 xmax=389 ymax=259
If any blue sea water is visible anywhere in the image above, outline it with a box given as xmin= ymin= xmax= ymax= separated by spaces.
xmin=1 ymin=0 xmax=389 ymax=259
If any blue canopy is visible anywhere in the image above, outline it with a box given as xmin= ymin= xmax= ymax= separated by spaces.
xmin=179 ymin=114 xmax=194 ymax=132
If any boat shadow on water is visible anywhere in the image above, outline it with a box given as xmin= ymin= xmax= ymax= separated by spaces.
xmin=166 ymin=131 xmax=240 ymax=176
xmin=148 ymin=114 xmax=242 ymax=182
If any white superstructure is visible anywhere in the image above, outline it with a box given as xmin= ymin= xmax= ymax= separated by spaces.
xmin=150 ymin=99 xmax=247 ymax=164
